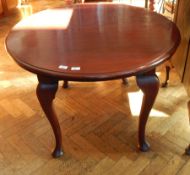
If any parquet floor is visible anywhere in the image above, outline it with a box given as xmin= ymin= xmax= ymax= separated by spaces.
xmin=0 ymin=0 xmax=190 ymax=174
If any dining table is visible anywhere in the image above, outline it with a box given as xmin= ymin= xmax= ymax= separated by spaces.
xmin=5 ymin=3 xmax=180 ymax=158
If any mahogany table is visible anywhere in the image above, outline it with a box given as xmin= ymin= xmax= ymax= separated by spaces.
xmin=6 ymin=3 xmax=180 ymax=158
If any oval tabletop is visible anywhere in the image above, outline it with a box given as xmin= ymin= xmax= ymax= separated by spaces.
xmin=6 ymin=3 xmax=180 ymax=81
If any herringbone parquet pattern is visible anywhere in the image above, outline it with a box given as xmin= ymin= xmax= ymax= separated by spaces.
xmin=0 ymin=1 xmax=190 ymax=174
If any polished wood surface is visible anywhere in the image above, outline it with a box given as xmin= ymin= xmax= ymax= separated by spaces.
xmin=5 ymin=3 xmax=181 ymax=157
xmin=136 ymin=69 xmax=159 ymax=151
xmin=169 ymin=0 xmax=190 ymax=97
xmin=176 ymin=0 xmax=190 ymax=96
xmin=172 ymin=0 xmax=190 ymax=80
xmin=184 ymin=45 xmax=190 ymax=96
xmin=6 ymin=3 xmax=180 ymax=81
xmin=36 ymin=75 xmax=64 ymax=158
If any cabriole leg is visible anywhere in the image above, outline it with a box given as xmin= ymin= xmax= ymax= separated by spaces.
xmin=136 ymin=69 xmax=159 ymax=151
xmin=161 ymin=65 xmax=171 ymax=88
xmin=36 ymin=75 xmax=63 ymax=158
xmin=63 ymin=80 xmax=69 ymax=89
xmin=122 ymin=78 xmax=129 ymax=85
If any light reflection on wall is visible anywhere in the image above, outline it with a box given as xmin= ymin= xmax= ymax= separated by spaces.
xmin=128 ymin=90 xmax=169 ymax=117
